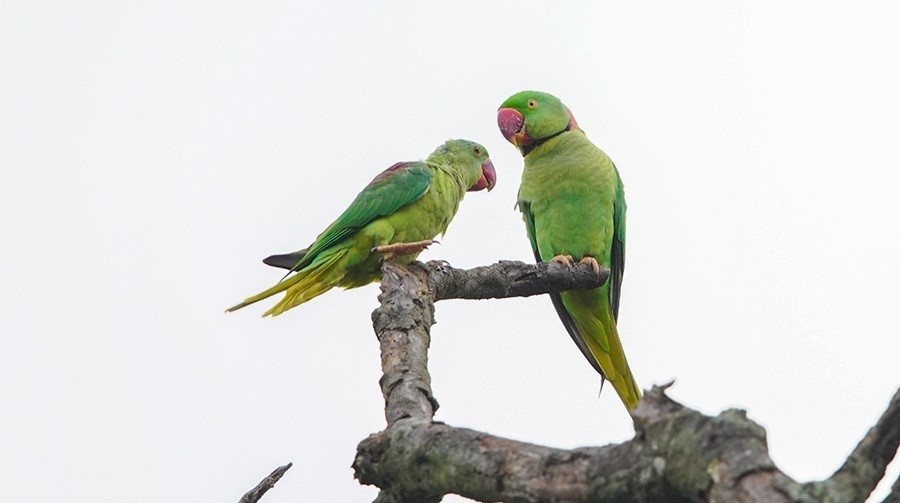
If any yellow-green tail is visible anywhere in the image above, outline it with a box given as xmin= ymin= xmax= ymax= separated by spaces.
xmin=564 ymin=291 xmax=642 ymax=410
xmin=226 ymin=250 xmax=345 ymax=316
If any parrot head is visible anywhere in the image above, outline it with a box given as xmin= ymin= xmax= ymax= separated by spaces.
xmin=432 ymin=139 xmax=497 ymax=192
xmin=497 ymin=91 xmax=579 ymax=155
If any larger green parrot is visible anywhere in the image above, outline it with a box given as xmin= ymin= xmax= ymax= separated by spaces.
xmin=497 ymin=91 xmax=640 ymax=410
xmin=227 ymin=139 xmax=496 ymax=316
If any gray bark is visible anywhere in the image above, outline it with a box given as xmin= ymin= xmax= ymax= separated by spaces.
xmin=237 ymin=260 xmax=900 ymax=502
xmin=238 ymin=463 xmax=292 ymax=503
xmin=351 ymin=260 xmax=900 ymax=503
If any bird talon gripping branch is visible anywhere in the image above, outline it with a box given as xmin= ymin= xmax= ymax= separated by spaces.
xmin=579 ymin=256 xmax=601 ymax=274
xmin=373 ymin=239 xmax=438 ymax=261
xmin=550 ymin=255 xmax=574 ymax=267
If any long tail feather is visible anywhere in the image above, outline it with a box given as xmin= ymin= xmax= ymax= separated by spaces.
xmin=262 ymin=255 xmax=342 ymax=317
xmin=225 ymin=251 xmax=345 ymax=315
xmin=595 ymin=314 xmax=641 ymax=410
xmin=565 ymin=292 xmax=641 ymax=410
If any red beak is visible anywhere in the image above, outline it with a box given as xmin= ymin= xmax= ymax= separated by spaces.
xmin=497 ymin=108 xmax=532 ymax=147
xmin=469 ymin=158 xmax=497 ymax=192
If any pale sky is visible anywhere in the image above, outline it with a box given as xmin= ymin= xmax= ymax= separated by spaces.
xmin=2 ymin=2 xmax=898 ymax=502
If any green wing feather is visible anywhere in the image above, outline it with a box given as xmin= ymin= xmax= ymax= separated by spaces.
xmin=263 ymin=248 xmax=308 ymax=270
xmin=610 ymin=162 xmax=626 ymax=319
xmin=285 ymin=162 xmax=432 ymax=274
xmin=519 ymin=199 xmax=605 ymax=375
xmin=226 ymin=162 xmax=433 ymax=314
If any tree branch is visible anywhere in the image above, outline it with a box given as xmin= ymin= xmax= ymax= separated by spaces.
xmin=353 ymin=260 xmax=900 ymax=503
xmin=882 ymin=473 xmax=900 ymax=503
xmin=369 ymin=262 xmax=440 ymax=425
xmin=367 ymin=260 xmax=607 ymax=427
xmin=424 ymin=259 xmax=608 ymax=301
xmin=238 ymin=463 xmax=292 ymax=503
xmin=812 ymin=387 xmax=900 ymax=502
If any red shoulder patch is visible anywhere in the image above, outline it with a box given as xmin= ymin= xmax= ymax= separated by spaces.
xmin=366 ymin=161 xmax=416 ymax=188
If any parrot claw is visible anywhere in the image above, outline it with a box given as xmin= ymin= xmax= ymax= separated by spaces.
xmin=550 ymin=255 xmax=574 ymax=267
xmin=372 ymin=239 xmax=438 ymax=261
xmin=579 ymin=256 xmax=601 ymax=274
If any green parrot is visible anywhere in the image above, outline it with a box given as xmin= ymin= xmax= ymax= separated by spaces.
xmin=497 ymin=91 xmax=640 ymax=410
xmin=227 ymin=139 xmax=496 ymax=316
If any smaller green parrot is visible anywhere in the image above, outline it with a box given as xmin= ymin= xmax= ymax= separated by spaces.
xmin=227 ymin=139 xmax=496 ymax=316
xmin=498 ymin=91 xmax=640 ymax=410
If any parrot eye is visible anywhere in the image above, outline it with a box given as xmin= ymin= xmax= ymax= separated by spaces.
xmin=473 ymin=145 xmax=481 ymax=155
xmin=527 ymin=99 xmax=537 ymax=108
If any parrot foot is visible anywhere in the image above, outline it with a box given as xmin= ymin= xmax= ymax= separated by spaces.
xmin=579 ymin=256 xmax=601 ymax=274
xmin=372 ymin=239 xmax=438 ymax=261
xmin=550 ymin=255 xmax=574 ymax=267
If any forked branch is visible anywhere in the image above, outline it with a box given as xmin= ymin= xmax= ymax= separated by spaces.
xmin=352 ymin=260 xmax=900 ymax=503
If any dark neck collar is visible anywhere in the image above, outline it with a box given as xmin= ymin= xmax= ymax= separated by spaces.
xmin=521 ymin=123 xmax=572 ymax=156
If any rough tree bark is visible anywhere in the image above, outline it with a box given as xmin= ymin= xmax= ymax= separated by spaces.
xmin=238 ymin=463 xmax=292 ymax=503
xmin=240 ymin=260 xmax=900 ymax=503
xmin=349 ymin=260 xmax=900 ymax=503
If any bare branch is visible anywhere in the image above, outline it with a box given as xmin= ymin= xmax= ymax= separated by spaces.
xmin=882 ymin=473 xmax=900 ymax=503
xmin=368 ymin=260 xmax=607 ymax=426
xmin=370 ymin=262 xmax=438 ymax=425
xmin=424 ymin=259 xmax=608 ymax=301
xmin=355 ymin=384 xmax=799 ymax=503
xmin=353 ymin=260 xmax=900 ymax=503
xmin=814 ymin=387 xmax=900 ymax=502
xmin=238 ymin=463 xmax=292 ymax=503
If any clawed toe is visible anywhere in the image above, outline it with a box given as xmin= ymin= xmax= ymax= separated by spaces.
xmin=550 ymin=255 xmax=574 ymax=267
xmin=372 ymin=239 xmax=438 ymax=262
xmin=579 ymin=256 xmax=601 ymax=274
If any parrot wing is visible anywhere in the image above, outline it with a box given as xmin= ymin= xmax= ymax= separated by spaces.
xmin=610 ymin=162 xmax=626 ymax=320
xmin=519 ymin=199 xmax=605 ymax=375
xmin=262 ymin=248 xmax=308 ymax=270
xmin=283 ymin=161 xmax=433 ymax=274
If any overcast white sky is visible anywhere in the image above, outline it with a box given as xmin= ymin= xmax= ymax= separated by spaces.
xmin=2 ymin=2 xmax=898 ymax=502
